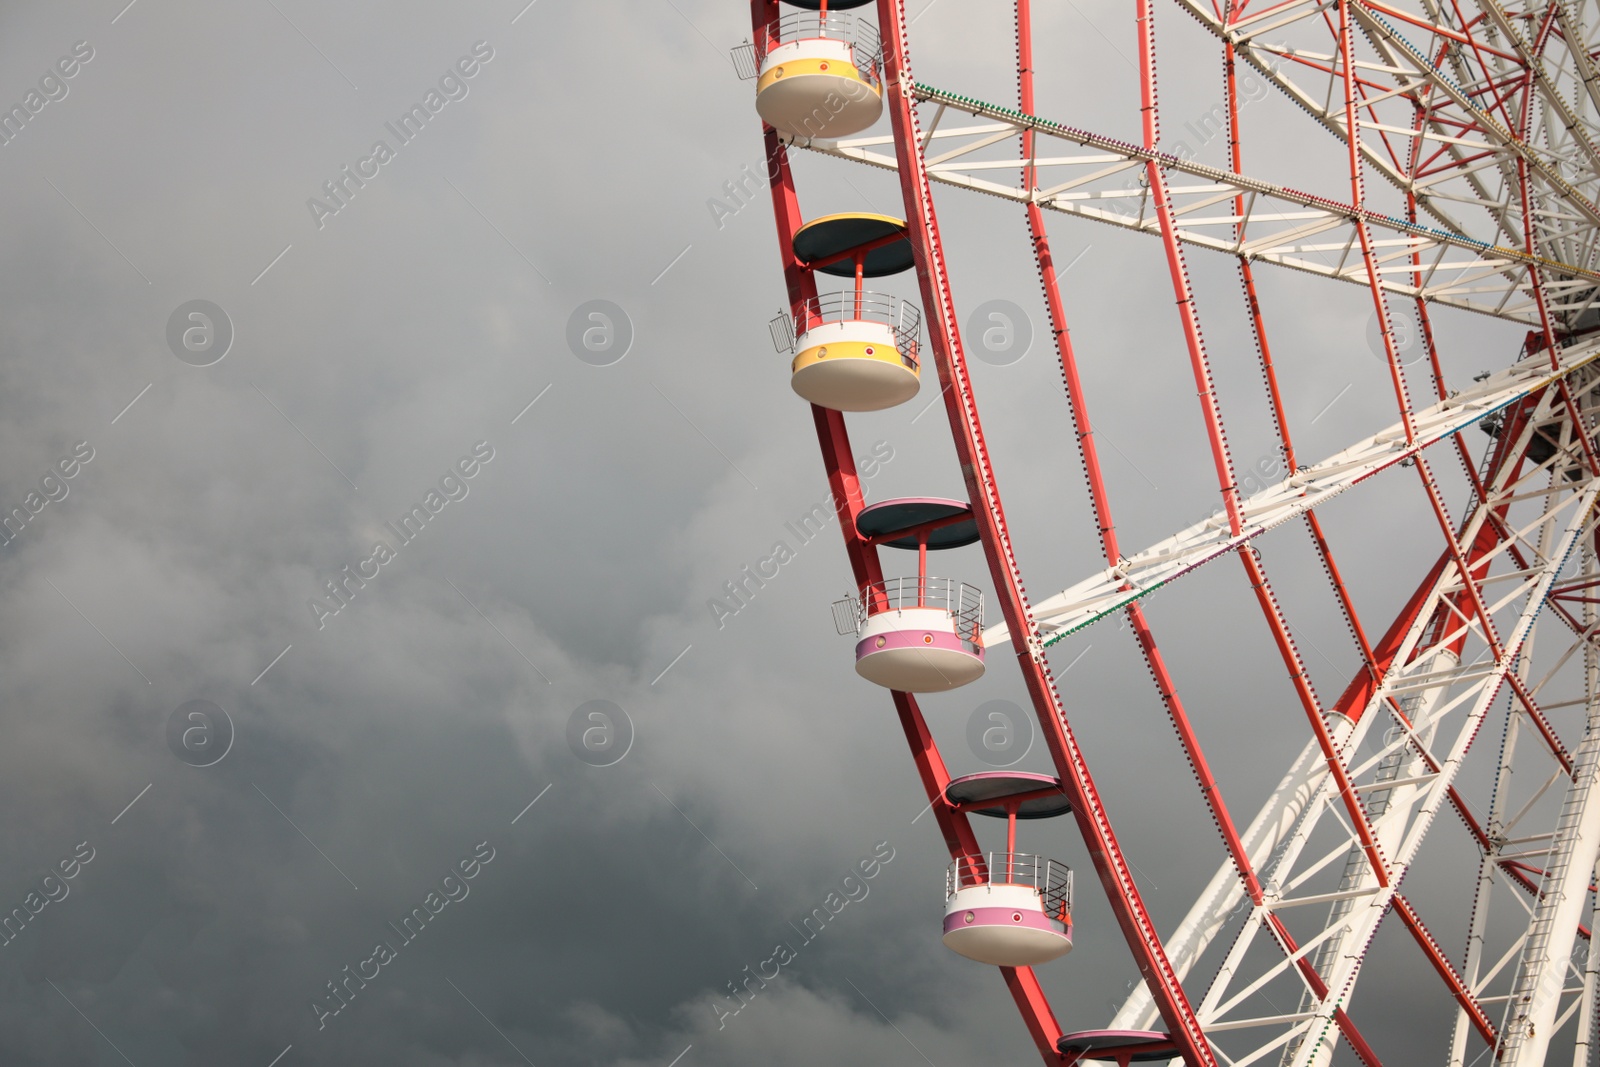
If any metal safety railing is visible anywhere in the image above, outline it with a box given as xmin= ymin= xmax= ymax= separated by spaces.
xmin=947 ymin=852 xmax=1073 ymax=919
xmin=731 ymin=12 xmax=882 ymax=83
xmin=769 ymin=292 xmax=920 ymax=367
xmin=832 ymin=576 xmax=983 ymax=637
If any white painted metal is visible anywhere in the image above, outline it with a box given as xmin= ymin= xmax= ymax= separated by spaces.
xmin=1572 ymin=855 xmax=1600 ymax=1066
xmin=1265 ymin=485 xmax=1596 ymax=1067
xmin=1499 ymin=545 xmax=1600 ymax=1064
xmin=1109 ymin=728 xmax=1351 ymax=1032
xmin=1089 ymin=373 xmax=1600 ymax=1066
xmin=1447 ymin=684 xmax=1528 ymax=1067
xmin=984 ymin=340 xmax=1600 ymax=648
xmin=793 ymin=86 xmax=1600 ymax=324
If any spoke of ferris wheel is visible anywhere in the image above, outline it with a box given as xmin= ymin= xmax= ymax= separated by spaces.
xmin=794 ymin=86 xmax=1600 ymax=323
xmin=1091 ymin=374 xmax=1600 ymax=1062
xmin=979 ymin=338 xmax=1600 ymax=650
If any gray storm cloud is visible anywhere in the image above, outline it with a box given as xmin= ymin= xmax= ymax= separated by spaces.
xmin=0 ymin=0 xmax=1529 ymax=1064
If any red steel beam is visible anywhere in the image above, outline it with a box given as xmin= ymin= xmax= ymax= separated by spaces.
xmin=878 ymin=0 xmax=1216 ymax=1062
xmin=752 ymin=5 xmax=1067 ymax=1058
xmin=1393 ymin=894 xmax=1498 ymax=1046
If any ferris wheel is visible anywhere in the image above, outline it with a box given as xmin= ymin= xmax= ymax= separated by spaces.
xmin=737 ymin=0 xmax=1600 ymax=1063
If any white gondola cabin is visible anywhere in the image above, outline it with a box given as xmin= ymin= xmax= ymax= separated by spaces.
xmin=941 ymin=772 xmax=1075 ymax=967
xmin=775 ymin=213 xmax=921 ymax=412
xmin=833 ymin=498 xmax=984 ymax=691
xmin=734 ymin=1 xmax=883 ymax=140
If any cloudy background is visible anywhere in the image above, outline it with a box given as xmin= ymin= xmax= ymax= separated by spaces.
xmin=0 ymin=0 xmax=1553 ymax=1064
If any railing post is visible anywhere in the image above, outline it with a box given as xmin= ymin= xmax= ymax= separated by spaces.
xmin=917 ymin=540 xmax=928 ymax=604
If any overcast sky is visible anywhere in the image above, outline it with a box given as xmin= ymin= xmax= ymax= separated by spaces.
xmin=0 ymin=0 xmax=1554 ymax=1065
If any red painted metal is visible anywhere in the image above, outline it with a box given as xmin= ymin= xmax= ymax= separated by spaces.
xmin=859 ymin=511 xmax=972 ymax=548
xmin=1021 ymin=0 xmax=1422 ymax=1058
xmin=799 ymin=229 xmax=907 ymax=274
xmin=1134 ymin=0 xmax=1243 ymax=538
xmin=1019 ymin=0 xmax=1279 ymax=931
xmin=1393 ymin=894 xmax=1498 ymax=1045
xmin=1139 ymin=0 xmax=1392 ymax=913
xmin=1014 ymin=4 xmax=1375 ymax=1059
xmin=1016 ymin=5 xmax=1120 ymax=567
xmin=874 ymin=0 xmax=1215 ymax=1062
xmin=1336 ymin=0 xmax=1418 ymax=443
xmin=752 ymin=6 xmax=1068 ymax=1059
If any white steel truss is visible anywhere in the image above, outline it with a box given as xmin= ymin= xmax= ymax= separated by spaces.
xmin=982 ymin=338 xmax=1600 ymax=649
xmin=1493 ymin=601 xmax=1600 ymax=1064
xmin=792 ymin=82 xmax=1600 ymax=324
xmin=1092 ymin=368 xmax=1600 ymax=1066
